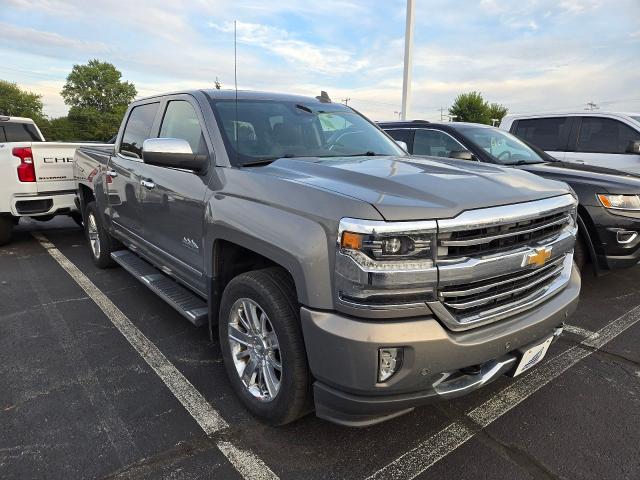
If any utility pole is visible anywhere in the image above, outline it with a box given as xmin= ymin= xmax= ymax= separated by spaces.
xmin=585 ymin=101 xmax=598 ymax=111
xmin=439 ymin=107 xmax=447 ymax=121
xmin=342 ymin=97 xmax=351 ymax=106
xmin=401 ymin=0 xmax=415 ymax=121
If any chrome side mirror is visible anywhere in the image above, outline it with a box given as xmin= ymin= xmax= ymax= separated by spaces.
xmin=395 ymin=140 xmax=409 ymax=152
xmin=449 ymin=150 xmax=475 ymax=161
xmin=142 ymin=138 xmax=207 ymax=171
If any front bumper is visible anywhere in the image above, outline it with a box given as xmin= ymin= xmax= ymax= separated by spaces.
xmin=9 ymin=192 xmax=77 ymax=217
xmin=300 ymin=264 xmax=580 ymax=427
xmin=585 ymin=205 xmax=640 ymax=270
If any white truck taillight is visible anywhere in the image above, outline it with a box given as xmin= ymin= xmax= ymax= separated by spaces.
xmin=13 ymin=147 xmax=35 ymax=182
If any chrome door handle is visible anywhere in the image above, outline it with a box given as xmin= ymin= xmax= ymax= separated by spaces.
xmin=106 ymin=170 xmax=118 ymax=178
xmin=141 ymin=180 xmax=156 ymax=189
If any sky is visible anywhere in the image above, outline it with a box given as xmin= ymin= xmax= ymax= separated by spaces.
xmin=0 ymin=0 xmax=639 ymax=121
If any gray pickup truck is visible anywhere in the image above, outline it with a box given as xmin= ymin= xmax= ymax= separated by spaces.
xmin=74 ymin=90 xmax=581 ymax=426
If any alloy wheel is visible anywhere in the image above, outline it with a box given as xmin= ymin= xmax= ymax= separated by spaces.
xmin=227 ymin=298 xmax=282 ymax=401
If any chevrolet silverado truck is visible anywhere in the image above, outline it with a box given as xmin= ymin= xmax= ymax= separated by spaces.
xmin=0 ymin=115 xmax=110 ymax=245
xmin=74 ymin=90 xmax=580 ymax=426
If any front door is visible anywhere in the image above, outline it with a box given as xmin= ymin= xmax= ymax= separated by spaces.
xmin=138 ymin=97 xmax=212 ymax=293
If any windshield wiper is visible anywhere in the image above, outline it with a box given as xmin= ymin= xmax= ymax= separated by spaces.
xmin=242 ymin=154 xmax=296 ymax=167
xmin=504 ymin=160 xmax=545 ymax=166
xmin=342 ymin=151 xmax=380 ymax=157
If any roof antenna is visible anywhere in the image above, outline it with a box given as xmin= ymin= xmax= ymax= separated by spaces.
xmin=234 ymin=20 xmax=239 ymax=165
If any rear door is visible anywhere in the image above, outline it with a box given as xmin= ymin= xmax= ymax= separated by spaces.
xmin=108 ymin=101 xmax=161 ymax=243
xmin=137 ymin=95 xmax=212 ymax=293
xmin=511 ymin=117 xmax=571 ymax=160
xmin=564 ymin=116 xmax=640 ymax=173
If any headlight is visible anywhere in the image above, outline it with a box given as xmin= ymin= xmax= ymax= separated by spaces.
xmin=335 ymin=218 xmax=438 ymax=311
xmin=597 ymin=194 xmax=640 ymax=211
xmin=338 ymin=218 xmax=436 ymax=267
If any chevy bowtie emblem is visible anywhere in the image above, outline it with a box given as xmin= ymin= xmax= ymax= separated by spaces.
xmin=523 ymin=247 xmax=552 ymax=267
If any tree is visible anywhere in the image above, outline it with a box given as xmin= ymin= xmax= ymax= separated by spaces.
xmin=61 ymin=59 xmax=136 ymax=113
xmin=0 ymin=80 xmax=45 ymax=120
xmin=487 ymin=102 xmax=509 ymax=125
xmin=449 ymin=91 xmax=490 ymax=124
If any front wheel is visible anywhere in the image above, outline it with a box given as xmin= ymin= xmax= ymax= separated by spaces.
xmin=574 ymin=233 xmax=588 ymax=273
xmin=0 ymin=216 xmax=13 ymax=246
xmin=84 ymin=202 xmax=116 ymax=268
xmin=219 ymin=268 xmax=311 ymax=425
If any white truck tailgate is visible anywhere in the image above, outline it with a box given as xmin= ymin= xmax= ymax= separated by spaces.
xmin=31 ymin=142 xmax=85 ymax=193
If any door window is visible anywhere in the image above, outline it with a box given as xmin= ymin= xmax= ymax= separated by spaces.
xmin=385 ymin=129 xmax=415 ymax=151
xmin=120 ymin=102 xmax=160 ymax=159
xmin=514 ymin=117 xmax=570 ymax=151
xmin=576 ymin=117 xmax=640 ymax=154
xmin=159 ymin=101 xmax=207 ymax=155
xmin=413 ymin=129 xmax=466 ymax=158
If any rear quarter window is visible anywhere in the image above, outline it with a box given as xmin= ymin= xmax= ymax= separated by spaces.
xmin=2 ymin=122 xmax=41 ymax=142
xmin=514 ymin=117 xmax=570 ymax=151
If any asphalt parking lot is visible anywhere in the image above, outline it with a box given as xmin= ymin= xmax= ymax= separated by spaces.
xmin=1 ymin=217 xmax=639 ymax=480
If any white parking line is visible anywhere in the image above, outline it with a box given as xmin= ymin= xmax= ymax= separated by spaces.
xmin=32 ymin=233 xmax=279 ymax=479
xmin=564 ymin=324 xmax=598 ymax=338
xmin=217 ymin=441 xmax=280 ymax=480
xmin=367 ymin=305 xmax=640 ymax=480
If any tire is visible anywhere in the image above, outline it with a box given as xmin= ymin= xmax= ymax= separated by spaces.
xmin=574 ymin=233 xmax=588 ymax=272
xmin=0 ymin=216 xmax=13 ymax=246
xmin=219 ymin=267 xmax=311 ymax=425
xmin=84 ymin=201 xmax=117 ymax=268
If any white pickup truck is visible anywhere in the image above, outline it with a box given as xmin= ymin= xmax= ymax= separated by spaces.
xmin=0 ymin=116 xmax=110 ymax=245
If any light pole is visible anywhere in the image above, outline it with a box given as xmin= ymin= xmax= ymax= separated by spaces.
xmin=401 ymin=0 xmax=415 ymax=121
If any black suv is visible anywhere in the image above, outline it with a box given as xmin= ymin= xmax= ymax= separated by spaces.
xmin=380 ymin=121 xmax=640 ymax=273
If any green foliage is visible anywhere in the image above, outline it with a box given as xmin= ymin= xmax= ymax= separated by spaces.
xmin=449 ymin=92 xmax=508 ymax=125
xmin=61 ymin=59 xmax=137 ymax=113
xmin=487 ymin=102 xmax=509 ymax=124
xmin=0 ymin=80 xmax=45 ymax=120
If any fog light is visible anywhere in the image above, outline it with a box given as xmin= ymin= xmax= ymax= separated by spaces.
xmin=378 ymin=347 xmax=403 ymax=382
xmin=616 ymin=230 xmax=638 ymax=244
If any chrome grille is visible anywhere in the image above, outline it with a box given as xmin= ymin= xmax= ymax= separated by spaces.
xmin=438 ymin=257 xmax=564 ymax=319
xmin=431 ymin=195 xmax=578 ymax=331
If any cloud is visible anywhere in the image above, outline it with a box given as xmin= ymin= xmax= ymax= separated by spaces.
xmin=208 ymin=21 xmax=369 ymax=76
xmin=0 ymin=22 xmax=111 ymax=57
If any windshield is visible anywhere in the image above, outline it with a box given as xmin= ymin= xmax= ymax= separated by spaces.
xmin=211 ymin=99 xmax=404 ymax=165
xmin=457 ymin=125 xmax=546 ymax=165
xmin=631 ymin=116 xmax=640 ymax=123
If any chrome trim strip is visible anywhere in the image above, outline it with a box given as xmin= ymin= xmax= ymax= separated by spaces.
xmin=338 ymin=217 xmax=437 ymax=237
xmin=437 ymin=229 xmax=575 ymax=286
xmin=434 ymin=356 xmax=518 ymax=398
xmin=438 ymin=194 xmax=577 ymax=233
xmin=440 ymin=215 xmax=570 ymax=247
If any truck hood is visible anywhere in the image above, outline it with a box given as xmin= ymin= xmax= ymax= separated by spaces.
xmin=260 ymin=156 xmax=571 ymax=221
